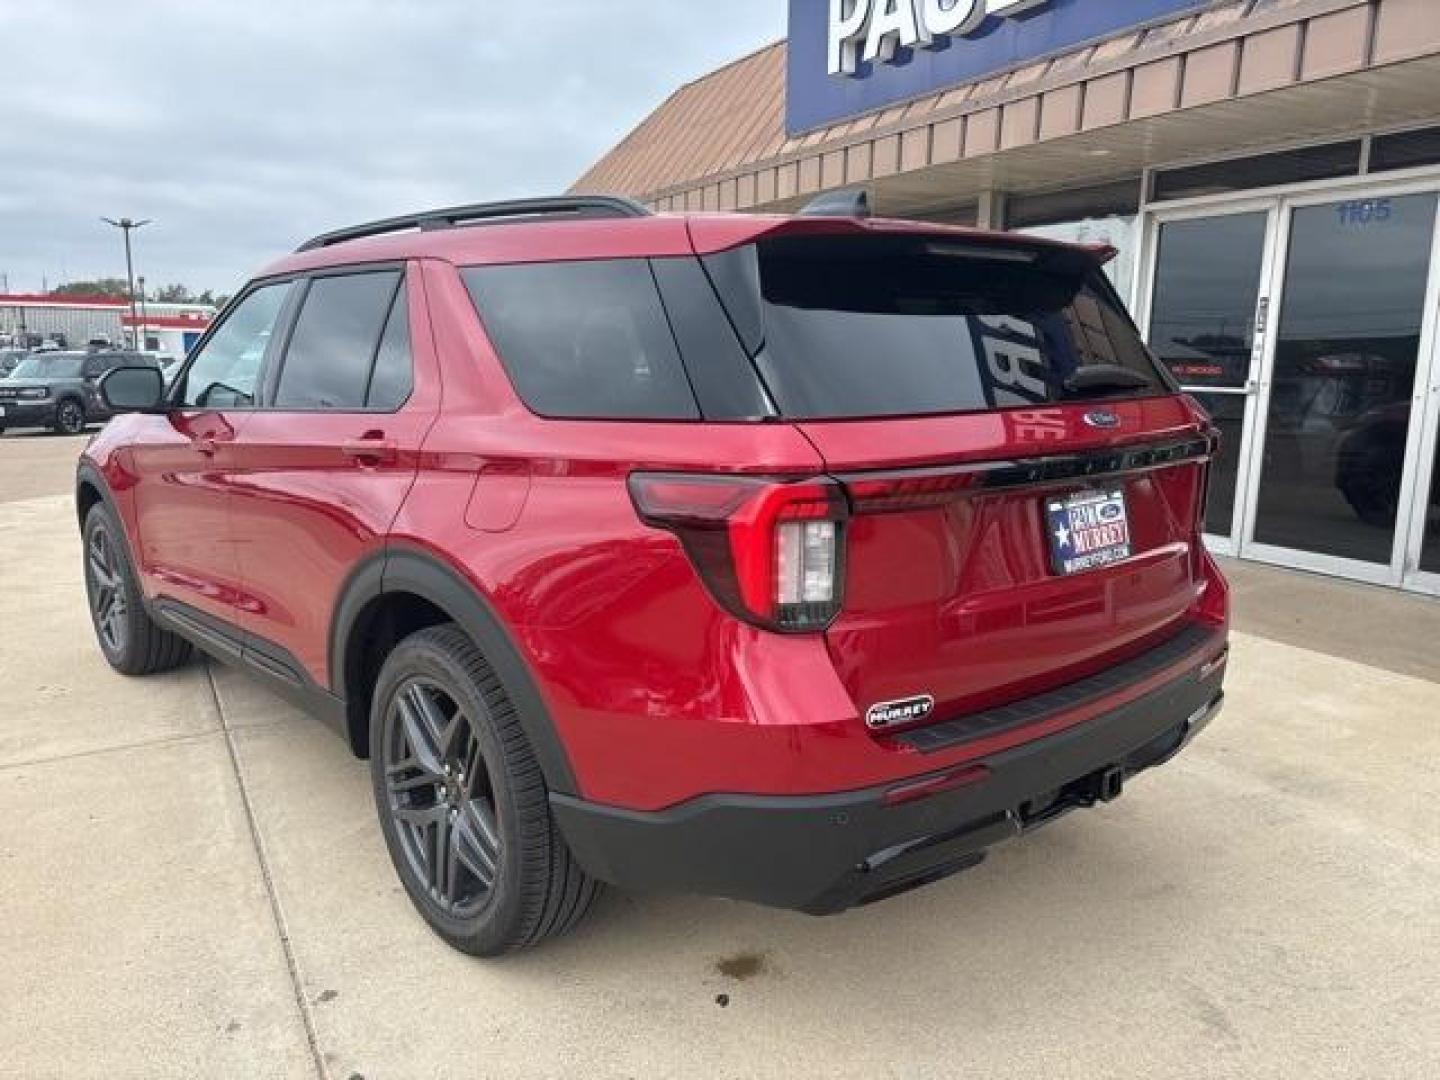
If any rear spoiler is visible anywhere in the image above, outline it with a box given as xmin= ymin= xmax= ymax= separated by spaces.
xmin=685 ymin=201 xmax=1117 ymax=267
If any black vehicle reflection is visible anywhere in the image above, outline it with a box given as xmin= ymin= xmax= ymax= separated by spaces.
xmin=1334 ymin=399 xmax=1434 ymax=528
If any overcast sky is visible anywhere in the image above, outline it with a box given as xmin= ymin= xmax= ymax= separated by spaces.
xmin=0 ymin=0 xmax=783 ymax=296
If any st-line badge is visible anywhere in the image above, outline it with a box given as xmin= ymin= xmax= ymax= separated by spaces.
xmin=866 ymin=693 xmax=936 ymax=729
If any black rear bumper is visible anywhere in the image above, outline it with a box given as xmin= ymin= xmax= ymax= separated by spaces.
xmin=551 ymin=632 xmax=1226 ymax=914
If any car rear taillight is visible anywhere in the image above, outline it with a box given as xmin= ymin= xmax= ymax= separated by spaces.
xmin=628 ymin=473 xmax=847 ymax=632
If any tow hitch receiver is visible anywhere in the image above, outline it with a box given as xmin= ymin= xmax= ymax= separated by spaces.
xmin=1096 ymin=765 xmax=1125 ymax=803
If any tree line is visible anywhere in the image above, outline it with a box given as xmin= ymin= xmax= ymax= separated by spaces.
xmin=51 ymin=279 xmax=229 ymax=308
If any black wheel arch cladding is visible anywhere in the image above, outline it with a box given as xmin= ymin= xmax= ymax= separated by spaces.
xmin=330 ymin=546 xmax=579 ymax=796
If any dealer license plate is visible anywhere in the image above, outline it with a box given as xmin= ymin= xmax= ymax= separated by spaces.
xmin=1045 ymin=488 xmax=1132 ymax=575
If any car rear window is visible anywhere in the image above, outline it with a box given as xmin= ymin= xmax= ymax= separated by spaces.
xmin=461 ymin=235 xmax=1166 ymax=423
xmin=705 ymin=234 xmax=1168 ymax=420
xmin=462 ymin=260 xmax=700 ymax=420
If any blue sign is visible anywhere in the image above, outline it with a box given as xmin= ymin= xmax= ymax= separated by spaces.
xmin=786 ymin=0 xmax=1212 ymax=135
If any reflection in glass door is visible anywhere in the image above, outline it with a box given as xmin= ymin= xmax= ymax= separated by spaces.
xmin=1421 ymin=437 xmax=1440 ymax=575
xmin=1249 ymin=193 xmax=1438 ymax=571
xmin=1409 ymin=341 xmax=1440 ymax=591
xmin=1146 ymin=211 xmax=1271 ymax=546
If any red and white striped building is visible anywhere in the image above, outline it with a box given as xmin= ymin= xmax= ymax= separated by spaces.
xmin=0 ymin=293 xmax=215 ymax=357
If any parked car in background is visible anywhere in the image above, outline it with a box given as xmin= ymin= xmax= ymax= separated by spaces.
xmin=0 ymin=349 xmax=27 ymax=378
xmin=0 ymin=350 xmax=157 ymax=435
xmin=76 ymin=194 xmax=1229 ymax=956
xmin=139 ymin=351 xmax=184 ymax=386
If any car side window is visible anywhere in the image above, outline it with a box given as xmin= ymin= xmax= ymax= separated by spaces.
xmin=273 ymin=271 xmax=401 ymax=411
xmin=179 ymin=284 xmax=291 ymax=408
xmin=363 ymin=283 xmax=413 ymax=411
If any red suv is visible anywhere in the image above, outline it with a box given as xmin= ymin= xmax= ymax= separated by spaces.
xmin=77 ymin=194 xmax=1229 ymax=955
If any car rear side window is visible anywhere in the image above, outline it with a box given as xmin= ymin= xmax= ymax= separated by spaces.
xmin=706 ymin=235 xmax=1167 ymax=420
xmin=274 ymin=270 xmax=401 ymax=410
xmin=462 ymin=260 xmax=700 ymax=420
xmin=364 ymin=285 xmax=413 ymax=411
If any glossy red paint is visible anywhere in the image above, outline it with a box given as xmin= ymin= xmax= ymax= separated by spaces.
xmin=80 ymin=212 xmax=1228 ymax=815
xmin=227 ymin=264 xmax=442 ymax=680
xmin=120 ymin=408 xmax=253 ymax=626
xmin=803 ymin=398 xmax=1213 ymax=731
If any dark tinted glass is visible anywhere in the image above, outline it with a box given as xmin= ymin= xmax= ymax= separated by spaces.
xmin=1370 ymin=126 xmax=1440 ymax=173
xmin=275 ymin=271 xmax=399 ymax=410
xmin=1148 ymin=213 xmax=1268 ymax=389
xmin=1152 ymin=142 xmax=1361 ymax=202
xmin=1254 ymin=193 xmax=1438 ymax=564
xmin=181 ymin=283 xmax=290 ymax=408
xmin=651 ymin=257 xmax=773 ymax=419
xmin=365 ymin=285 xmax=413 ymax=410
xmin=702 ymin=247 xmax=765 ymax=353
xmin=1006 ymin=177 xmax=1141 ymax=228
xmin=463 ymin=260 xmax=699 ymax=420
xmin=728 ymin=236 xmax=1165 ymax=420
xmin=1422 ymin=437 xmax=1440 ymax=575
xmin=1188 ymin=392 xmax=1243 ymax=537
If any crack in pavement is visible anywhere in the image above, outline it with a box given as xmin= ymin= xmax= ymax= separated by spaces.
xmin=205 ymin=659 xmax=330 ymax=1080
xmin=0 ymin=728 xmax=225 ymax=773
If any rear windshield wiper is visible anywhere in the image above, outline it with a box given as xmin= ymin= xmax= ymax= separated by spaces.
xmin=1063 ymin=365 xmax=1155 ymax=399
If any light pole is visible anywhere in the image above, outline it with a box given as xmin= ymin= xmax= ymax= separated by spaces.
xmin=137 ymin=275 xmax=149 ymax=353
xmin=101 ymin=217 xmax=151 ymax=347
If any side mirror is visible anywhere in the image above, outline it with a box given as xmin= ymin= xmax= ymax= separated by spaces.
xmin=100 ymin=365 xmax=167 ymax=412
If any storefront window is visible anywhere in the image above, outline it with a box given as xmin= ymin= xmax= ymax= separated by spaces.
xmin=1253 ymin=193 xmax=1438 ymax=565
xmin=1008 ymin=179 xmax=1142 ymax=305
xmin=1151 ymin=141 xmax=1362 ymax=202
xmin=1186 ymin=391 xmax=1244 ymax=538
xmin=1017 ymin=216 xmax=1137 ymax=302
xmin=1422 ymin=438 xmax=1440 ymax=575
xmin=1147 ymin=214 xmax=1268 ymax=389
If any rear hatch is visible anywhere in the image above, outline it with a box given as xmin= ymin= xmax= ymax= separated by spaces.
xmin=697 ymin=225 xmax=1214 ymax=726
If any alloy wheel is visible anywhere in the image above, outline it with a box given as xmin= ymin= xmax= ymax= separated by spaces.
xmin=86 ymin=525 xmax=128 ymax=654
xmin=383 ymin=679 xmax=502 ymax=917
xmin=58 ymin=401 xmax=84 ymax=434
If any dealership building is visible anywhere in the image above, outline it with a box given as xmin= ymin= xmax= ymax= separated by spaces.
xmin=576 ymin=0 xmax=1440 ymax=595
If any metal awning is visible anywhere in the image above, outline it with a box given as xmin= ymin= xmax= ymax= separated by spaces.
xmin=572 ymin=0 xmax=1440 ymax=216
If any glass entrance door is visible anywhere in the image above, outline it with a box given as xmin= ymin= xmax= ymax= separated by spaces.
xmin=1403 ymin=301 xmax=1440 ymax=594
xmin=1144 ymin=208 xmax=1275 ymax=552
xmin=1244 ymin=192 xmax=1440 ymax=582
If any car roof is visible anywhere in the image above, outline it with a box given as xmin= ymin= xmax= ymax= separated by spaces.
xmin=259 ymin=206 xmax=1109 ymax=280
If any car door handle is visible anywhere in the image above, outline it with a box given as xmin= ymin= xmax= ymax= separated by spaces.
xmin=342 ymin=436 xmax=398 ymax=465
xmin=195 ymin=436 xmax=219 ymax=457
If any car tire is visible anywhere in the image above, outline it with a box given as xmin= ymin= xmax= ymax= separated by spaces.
xmin=55 ymin=398 xmax=86 ymax=435
xmin=83 ymin=504 xmax=194 ymax=676
xmin=369 ymin=624 xmax=599 ymax=956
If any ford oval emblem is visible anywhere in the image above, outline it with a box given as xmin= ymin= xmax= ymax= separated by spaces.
xmin=1083 ymin=410 xmax=1121 ymax=429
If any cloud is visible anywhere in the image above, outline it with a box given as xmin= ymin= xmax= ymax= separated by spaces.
xmin=0 ymin=0 xmax=782 ymax=294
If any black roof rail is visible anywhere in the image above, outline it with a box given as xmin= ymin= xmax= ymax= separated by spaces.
xmin=295 ymin=195 xmax=654 ymax=252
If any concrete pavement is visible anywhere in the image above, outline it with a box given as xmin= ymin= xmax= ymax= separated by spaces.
xmin=2 ymin=434 xmax=1438 ymax=1079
